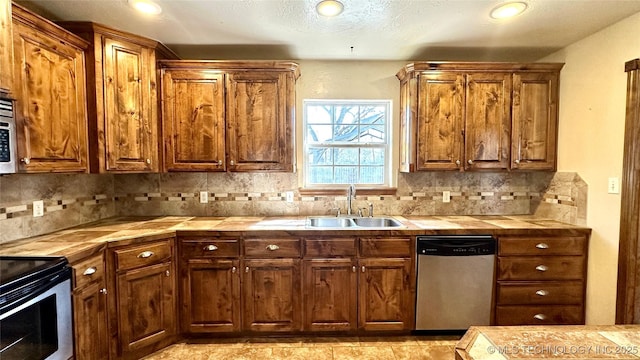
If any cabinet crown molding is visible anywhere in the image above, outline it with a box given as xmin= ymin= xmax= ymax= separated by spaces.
xmin=396 ymin=61 xmax=564 ymax=81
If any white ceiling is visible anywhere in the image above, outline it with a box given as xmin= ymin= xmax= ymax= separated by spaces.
xmin=15 ymin=0 xmax=640 ymax=61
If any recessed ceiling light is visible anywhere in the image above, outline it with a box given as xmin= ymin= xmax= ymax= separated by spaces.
xmin=316 ymin=0 xmax=344 ymax=17
xmin=490 ymin=2 xmax=528 ymax=19
xmin=128 ymin=0 xmax=162 ymax=15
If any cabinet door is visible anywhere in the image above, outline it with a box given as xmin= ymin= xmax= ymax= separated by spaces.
xmin=116 ymin=262 xmax=175 ymax=355
xmin=0 ymin=0 xmax=12 ymax=93
xmin=226 ymin=71 xmax=293 ymax=171
xmin=73 ymin=281 xmax=108 ymax=360
xmin=303 ymin=259 xmax=357 ymax=332
xmin=511 ymin=72 xmax=559 ymax=170
xmin=12 ymin=19 xmax=88 ymax=172
xmin=162 ymin=70 xmax=226 ymax=171
xmin=180 ymin=259 xmax=240 ymax=333
xmin=416 ymin=72 xmax=464 ymax=170
xmin=358 ymin=258 xmax=412 ymax=331
xmin=103 ymin=38 xmax=156 ymax=172
xmin=242 ymin=258 xmax=301 ymax=332
xmin=465 ymin=73 xmax=511 ymax=170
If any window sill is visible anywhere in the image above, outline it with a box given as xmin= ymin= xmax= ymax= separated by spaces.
xmin=299 ymin=187 xmax=397 ymax=196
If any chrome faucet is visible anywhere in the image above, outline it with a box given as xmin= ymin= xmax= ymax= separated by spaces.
xmin=347 ymin=184 xmax=356 ymax=216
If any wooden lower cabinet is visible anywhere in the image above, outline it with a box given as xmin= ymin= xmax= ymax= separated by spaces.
xmin=180 ymin=259 xmax=241 ymax=333
xmin=302 ymin=259 xmax=357 ymax=332
xmin=358 ymin=258 xmax=413 ymax=331
xmin=71 ymin=252 xmax=108 ymax=360
xmin=242 ymin=258 xmax=302 ymax=332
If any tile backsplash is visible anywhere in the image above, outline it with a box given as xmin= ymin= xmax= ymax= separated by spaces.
xmin=0 ymin=171 xmax=586 ymax=243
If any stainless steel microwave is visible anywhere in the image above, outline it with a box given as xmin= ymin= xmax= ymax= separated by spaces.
xmin=0 ymin=96 xmax=16 ymax=174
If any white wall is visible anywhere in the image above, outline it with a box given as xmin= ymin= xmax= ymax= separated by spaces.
xmin=542 ymin=12 xmax=640 ymax=324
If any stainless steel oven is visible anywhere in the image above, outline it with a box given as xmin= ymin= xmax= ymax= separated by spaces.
xmin=0 ymin=96 xmax=17 ymax=174
xmin=0 ymin=256 xmax=73 ymax=360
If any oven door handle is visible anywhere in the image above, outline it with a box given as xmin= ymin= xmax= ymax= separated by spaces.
xmin=0 ymin=267 xmax=71 ymax=318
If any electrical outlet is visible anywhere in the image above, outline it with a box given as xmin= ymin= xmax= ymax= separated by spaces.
xmin=285 ymin=191 xmax=294 ymax=203
xmin=199 ymin=191 xmax=208 ymax=204
xmin=608 ymin=177 xmax=620 ymax=194
xmin=33 ymin=200 xmax=44 ymax=217
xmin=442 ymin=191 xmax=451 ymax=203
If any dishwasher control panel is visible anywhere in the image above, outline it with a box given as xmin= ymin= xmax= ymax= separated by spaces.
xmin=416 ymin=235 xmax=496 ymax=256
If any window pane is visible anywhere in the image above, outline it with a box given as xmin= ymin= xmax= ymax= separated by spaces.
xmin=308 ymin=147 xmax=333 ymax=165
xmin=359 ymin=166 xmax=384 ymax=184
xmin=360 ymin=148 xmax=384 ymax=165
xmin=307 ymin=124 xmax=333 ymax=143
xmin=307 ymin=105 xmax=332 ymax=124
xmin=334 ymin=166 xmax=358 ymax=183
xmin=334 ymin=148 xmax=358 ymax=165
xmin=309 ymin=166 xmax=333 ymax=184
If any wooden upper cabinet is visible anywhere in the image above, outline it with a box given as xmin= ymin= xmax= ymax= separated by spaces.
xmin=465 ymin=72 xmax=511 ymax=170
xmin=11 ymin=4 xmax=89 ymax=172
xmin=0 ymin=0 xmax=13 ymax=94
xmin=159 ymin=61 xmax=299 ymax=172
xmin=416 ymin=72 xmax=464 ymax=170
xmin=161 ymin=69 xmax=226 ymax=171
xmin=396 ymin=62 xmax=563 ymax=172
xmin=59 ymin=22 xmax=179 ymax=173
xmin=227 ymin=70 xmax=294 ymax=171
xmin=511 ymin=70 xmax=561 ymax=170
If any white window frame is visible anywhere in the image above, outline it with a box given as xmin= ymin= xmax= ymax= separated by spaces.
xmin=302 ymin=99 xmax=392 ymax=188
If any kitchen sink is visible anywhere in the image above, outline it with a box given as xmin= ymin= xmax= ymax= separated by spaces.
xmin=306 ymin=216 xmax=404 ymax=229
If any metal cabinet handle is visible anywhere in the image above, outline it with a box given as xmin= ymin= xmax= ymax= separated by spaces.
xmin=21 ymin=157 xmax=30 ymax=164
xmin=515 ymin=159 xmax=521 ymax=164
xmin=535 ymin=265 xmax=549 ymax=272
xmin=204 ymin=244 xmax=218 ymax=251
xmin=245 ymin=266 xmax=249 ymax=273
xmin=536 ymin=243 xmax=549 ymax=249
xmin=455 ymin=160 xmax=461 ymax=166
xmin=232 ymin=266 xmax=237 ymax=273
xmin=146 ymin=159 xmax=151 ymax=164
xmin=467 ymin=159 xmax=473 ymax=165
xmin=137 ymin=251 xmax=154 ymax=259
xmin=533 ymin=314 xmax=547 ymax=321
xmin=230 ymin=160 xmax=235 ymax=166
xmin=217 ymin=160 xmax=223 ymax=166
xmin=352 ymin=266 xmax=356 ymax=273
xmin=83 ymin=267 xmax=97 ymax=276
xmin=361 ymin=266 xmax=365 ymax=273
xmin=266 ymin=244 xmax=280 ymax=251
xmin=165 ymin=270 xmax=170 ymax=277
xmin=535 ymin=290 xmax=549 ymax=296
xmin=99 ymin=288 xmax=107 ymax=295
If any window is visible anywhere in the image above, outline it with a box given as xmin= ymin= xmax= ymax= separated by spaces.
xmin=303 ymin=100 xmax=391 ymax=187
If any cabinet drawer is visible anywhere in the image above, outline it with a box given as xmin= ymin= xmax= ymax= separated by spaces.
xmin=497 ymin=256 xmax=585 ymax=281
xmin=244 ymin=238 xmax=301 ymax=258
xmin=499 ymin=236 xmax=586 ymax=256
xmin=495 ymin=305 xmax=584 ymax=325
xmin=304 ymin=238 xmax=357 ymax=257
xmin=72 ymin=253 xmax=105 ymax=289
xmin=496 ymin=281 xmax=584 ymax=305
xmin=359 ymin=237 xmax=411 ymax=257
xmin=114 ymin=239 xmax=173 ymax=271
xmin=181 ymin=239 xmax=239 ymax=258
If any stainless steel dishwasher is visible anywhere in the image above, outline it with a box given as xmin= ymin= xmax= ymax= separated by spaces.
xmin=415 ymin=235 xmax=496 ymax=331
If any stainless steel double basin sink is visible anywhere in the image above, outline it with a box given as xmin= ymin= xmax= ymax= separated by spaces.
xmin=306 ymin=216 xmax=404 ymax=229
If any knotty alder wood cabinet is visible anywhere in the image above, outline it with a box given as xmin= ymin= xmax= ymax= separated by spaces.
xmin=58 ymin=22 xmax=178 ymax=173
xmin=106 ymin=237 xmax=177 ymax=360
xmin=0 ymin=0 xmax=12 ymax=94
xmin=397 ymin=62 xmax=563 ymax=172
xmin=11 ymin=4 xmax=90 ymax=172
xmin=160 ymin=61 xmax=299 ymax=172
xmin=178 ymin=235 xmax=414 ymax=335
xmin=495 ymin=235 xmax=588 ymax=325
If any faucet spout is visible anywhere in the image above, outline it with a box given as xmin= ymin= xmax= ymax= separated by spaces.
xmin=347 ymin=184 xmax=356 ymax=216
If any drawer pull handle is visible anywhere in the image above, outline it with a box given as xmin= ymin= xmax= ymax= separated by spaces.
xmin=535 ymin=265 xmax=549 ymax=272
xmin=535 ymin=290 xmax=549 ymax=296
xmin=137 ymin=251 xmax=154 ymax=259
xmin=536 ymin=243 xmax=549 ymax=249
xmin=266 ymin=244 xmax=280 ymax=251
xmin=204 ymin=244 xmax=218 ymax=251
xmin=533 ymin=314 xmax=547 ymax=321
xmin=83 ymin=267 xmax=97 ymax=276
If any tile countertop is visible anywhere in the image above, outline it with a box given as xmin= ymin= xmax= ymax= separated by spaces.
xmin=455 ymin=325 xmax=640 ymax=360
xmin=0 ymin=215 xmax=591 ymax=263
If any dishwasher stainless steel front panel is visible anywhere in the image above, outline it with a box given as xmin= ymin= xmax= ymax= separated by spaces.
xmin=415 ymin=235 xmax=496 ymax=331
